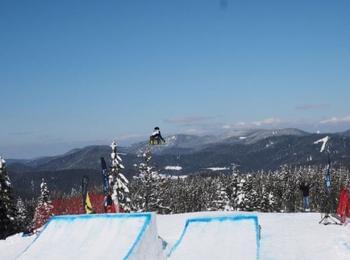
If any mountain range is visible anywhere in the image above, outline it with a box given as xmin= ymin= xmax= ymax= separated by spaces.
xmin=6 ymin=128 xmax=350 ymax=198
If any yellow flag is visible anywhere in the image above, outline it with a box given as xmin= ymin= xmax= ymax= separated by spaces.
xmin=85 ymin=192 xmax=94 ymax=214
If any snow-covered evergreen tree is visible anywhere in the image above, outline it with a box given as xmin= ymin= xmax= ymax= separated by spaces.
xmin=158 ymin=175 xmax=192 ymax=214
xmin=259 ymin=184 xmax=276 ymax=212
xmin=172 ymin=176 xmax=207 ymax=213
xmin=259 ymin=171 xmax=278 ymax=212
xmin=273 ymin=165 xmax=294 ymax=212
xmin=227 ymin=165 xmax=240 ymax=210
xmin=0 ymin=156 xmax=17 ymax=239
xmin=32 ymin=179 xmax=53 ymax=230
xmin=208 ymin=177 xmax=232 ymax=211
xmin=185 ymin=176 xmax=207 ymax=212
xmin=128 ymin=163 xmax=349 ymax=214
xmin=234 ymin=176 xmax=246 ymax=211
xmin=282 ymin=166 xmax=299 ymax=212
xmin=234 ymin=174 xmax=258 ymax=211
xmin=133 ymin=148 xmax=169 ymax=213
xmin=109 ymin=140 xmax=131 ymax=212
xmin=16 ymin=197 xmax=28 ymax=231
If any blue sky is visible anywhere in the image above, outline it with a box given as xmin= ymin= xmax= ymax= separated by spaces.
xmin=1 ymin=0 xmax=350 ymax=158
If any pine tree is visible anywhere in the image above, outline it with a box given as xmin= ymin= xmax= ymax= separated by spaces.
xmin=32 ymin=179 xmax=53 ymax=230
xmin=16 ymin=197 xmax=28 ymax=232
xmin=235 ymin=174 xmax=258 ymax=211
xmin=0 ymin=156 xmax=17 ymax=239
xmin=133 ymin=148 xmax=168 ymax=213
xmin=227 ymin=165 xmax=240 ymax=210
xmin=186 ymin=176 xmax=207 ymax=212
xmin=259 ymin=184 xmax=276 ymax=212
xmin=158 ymin=176 xmax=189 ymax=214
xmin=209 ymin=177 xmax=232 ymax=211
xmin=258 ymin=172 xmax=277 ymax=212
xmin=109 ymin=140 xmax=131 ymax=212
xmin=274 ymin=165 xmax=292 ymax=212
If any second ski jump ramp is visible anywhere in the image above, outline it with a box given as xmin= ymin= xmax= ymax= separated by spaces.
xmin=18 ymin=213 xmax=165 ymax=260
xmin=168 ymin=215 xmax=260 ymax=260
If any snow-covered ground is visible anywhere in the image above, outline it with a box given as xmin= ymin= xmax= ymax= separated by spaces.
xmin=15 ymin=213 xmax=164 ymax=260
xmin=158 ymin=211 xmax=350 ymax=259
xmin=0 ymin=233 xmax=34 ymax=260
xmin=165 ymin=166 xmax=183 ymax=171
xmin=1 ymin=211 xmax=350 ymax=259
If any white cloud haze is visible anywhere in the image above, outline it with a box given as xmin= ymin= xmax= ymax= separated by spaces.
xmin=319 ymin=115 xmax=350 ymax=124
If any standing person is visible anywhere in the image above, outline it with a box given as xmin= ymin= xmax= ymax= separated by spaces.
xmin=337 ymin=184 xmax=350 ymax=224
xmin=104 ymin=193 xmax=116 ymax=213
xmin=299 ymin=181 xmax=311 ymax=212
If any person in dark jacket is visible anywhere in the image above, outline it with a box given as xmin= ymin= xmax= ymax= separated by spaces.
xmin=104 ymin=193 xmax=116 ymax=213
xmin=299 ymin=181 xmax=310 ymax=211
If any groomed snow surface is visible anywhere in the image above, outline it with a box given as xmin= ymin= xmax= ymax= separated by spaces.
xmin=167 ymin=215 xmax=259 ymax=260
xmin=2 ymin=211 xmax=350 ymax=259
xmin=17 ymin=213 xmax=164 ymax=260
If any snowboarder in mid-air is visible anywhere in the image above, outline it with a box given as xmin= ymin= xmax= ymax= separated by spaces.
xmin=149 ymin=127 xmax=165 ymax=145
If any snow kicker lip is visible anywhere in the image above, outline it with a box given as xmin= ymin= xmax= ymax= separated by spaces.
xmin=168 ymin=214 xmax=261 ymax=260
xmin=17 ymin=213 xmax=152 ymax=260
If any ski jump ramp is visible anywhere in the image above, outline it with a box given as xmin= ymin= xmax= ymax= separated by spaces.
xmin=18 ymin=213 xmax=165 ymax=260
xmin=168 ymin=215 xmax=260 ymax=260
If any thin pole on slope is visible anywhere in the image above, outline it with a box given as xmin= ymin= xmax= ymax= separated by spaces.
xmin=316 ymin=139 xmax=341 ymax=225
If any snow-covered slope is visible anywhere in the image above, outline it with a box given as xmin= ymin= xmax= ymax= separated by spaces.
xmin=2 ymin=211 xmax=350 ymax=260
xmin=157 ymin=211 xmax=350 ymax=260
xmin=17 ymin=213 xmax=164 ymax=260
xmin=0 ymin=233 xmax=33 ymax=260
xmin=223 ymin=128 xmax=309 ymax=144
xmin=167 ymin=215 xmax=259 ymax=260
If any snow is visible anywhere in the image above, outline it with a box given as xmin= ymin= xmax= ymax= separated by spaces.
xmin=158 ymin=211 xmax=350 ymax=260
xmin=167 ymin=215 xmax=259 ymax=260
xmin=314 ymin=136 xmax=330 ymax=153
xmin=165 ymin=166 xmax=183 ymax=171
xmin=160 ymin=174 xmax=188 ymax=179
xmin=2 ymin=211 xmax=350 ymax=260
xmin=0 ymin=156 xmax=5 ymax=169
xmin=17 ymin=213 xmax=164 ymax=260
xmin=206 ymin=167 xmax=229 ymax=171
xmin=111 ymin=140 xmax=117 ymax=150
xmin=0 ymin=233 xmax=34 ymax=260
xmin=265 ymin=141 xmax=274 ymax=148
xmin=152 ymin=130 xmax=161 ymax=136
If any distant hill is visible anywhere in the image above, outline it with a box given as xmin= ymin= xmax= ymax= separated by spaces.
xmin=8 ymin=128 xmax=350 ymax=174
xmin=9 ymin=169 xmax=101 ymax=199
xmin=341 ymin=130 xmax=350 ymax=137
xmin=222 ymin=128 xmax=308 ymax=145
xmin=6 ymin=128 xmax=350 ymax=198
xmin=9 ymin=145 xmax=137 ymax=171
